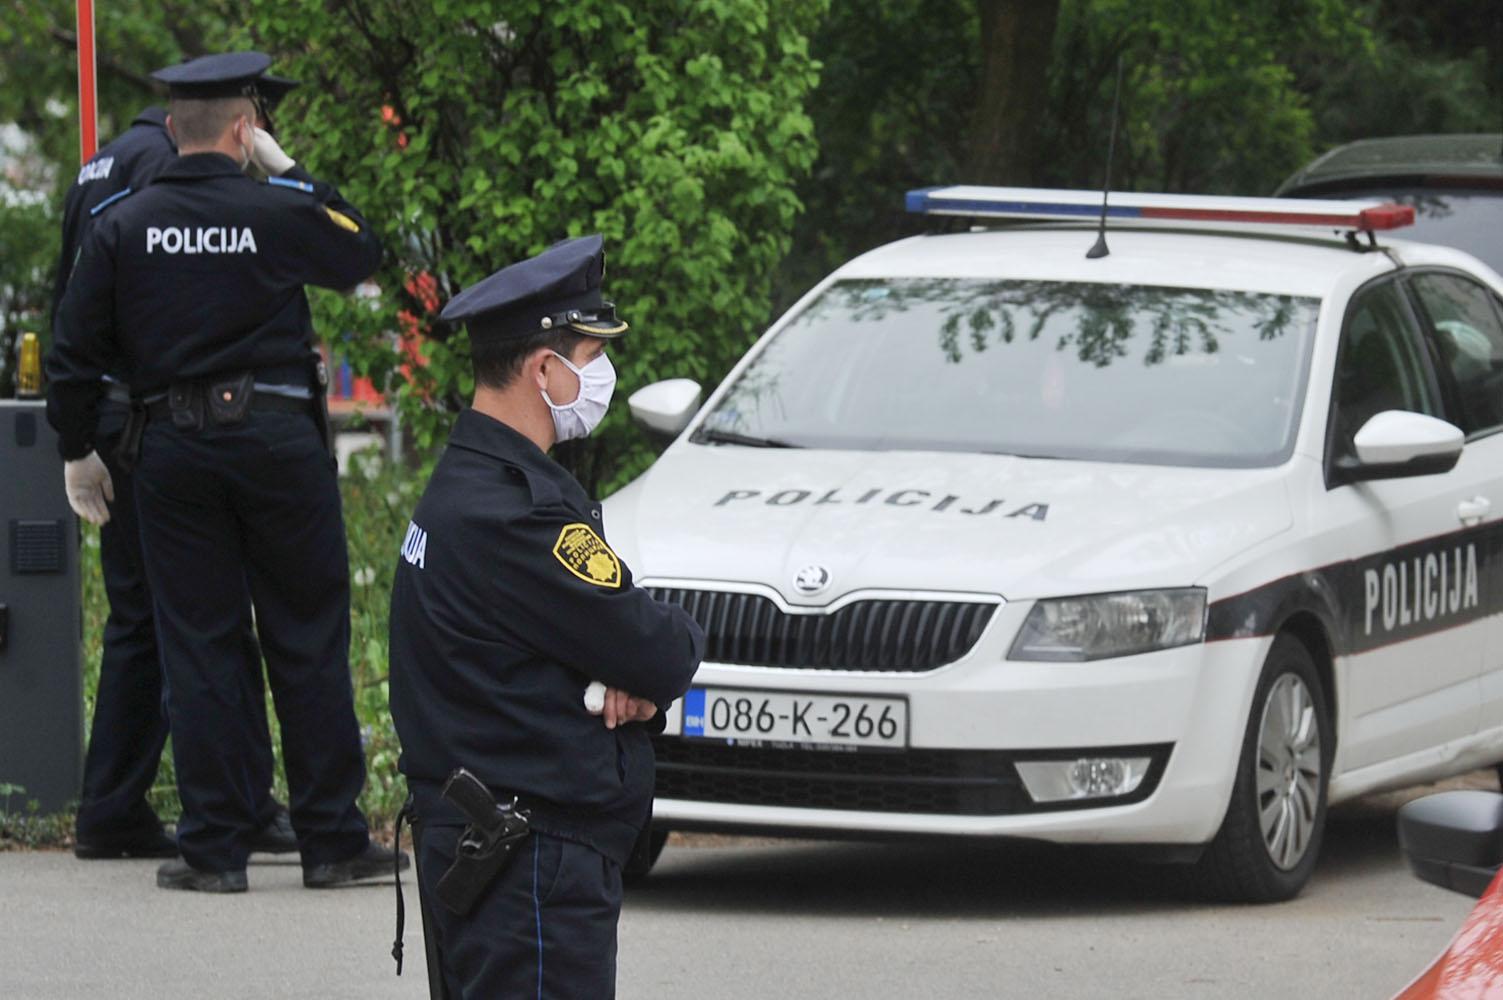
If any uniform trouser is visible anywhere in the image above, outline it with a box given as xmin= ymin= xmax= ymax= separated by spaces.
xmin=75 ymin=407 xmax=278 ymax=843
xmin=134 ymin=409 xmax=369 ymax=872
xmin=417 ymin=825 xmax=622 ymax=999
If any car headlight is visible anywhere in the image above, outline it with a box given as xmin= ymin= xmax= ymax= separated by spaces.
xmin=1008 ymin=588 xmax=1206 ymax=661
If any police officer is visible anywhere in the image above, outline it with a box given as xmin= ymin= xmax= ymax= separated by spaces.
xmin=47 ymin=51 xmax=404 ymax=892
xmin=52 ymin=100 xmax=294 ymax=861
xmin=388 ymin=235 xmax=704 ymax=997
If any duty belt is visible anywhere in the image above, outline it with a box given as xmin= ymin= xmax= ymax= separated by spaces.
xmin=143 ymin=391 xmax=310 ymax=423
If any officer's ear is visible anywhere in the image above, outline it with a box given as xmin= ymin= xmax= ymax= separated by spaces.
xmin=527 ymin=346 xmax=556 ymax=391
xmin=165 ymin=114 xmax=177 ymax=144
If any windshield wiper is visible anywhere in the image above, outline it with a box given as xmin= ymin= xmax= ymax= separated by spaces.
xmin=982 ymin=449 xmax=1065 ymax=460
xmin=692 ymin=428 xmax=802 ymax=449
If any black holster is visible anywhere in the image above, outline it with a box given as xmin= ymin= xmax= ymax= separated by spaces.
xmin=308 ymin=350 xmax=334 ymax=457
xmin=167 ymin=382 xmax=204 ymax=431
xmin=111 ymin=401 xmax=148 ymax=475
xmin=206 ymin=371 xmax=255 ymax=425
xmin=435 ymin=768 xmax=531 ymax=916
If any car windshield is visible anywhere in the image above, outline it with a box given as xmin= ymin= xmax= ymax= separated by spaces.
xmin=1332 ymin=187 xmax=1503 ymax=274
xmin=693 ymin=278 xmax=1320 ymax=468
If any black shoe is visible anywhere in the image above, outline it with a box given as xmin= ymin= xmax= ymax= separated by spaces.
xmin=156 ymin=859 xmax=247 ymax=893
xmin=249 ymin=801 xmax=298 ymax=854
xmin=303 ymin=840 xmax=409 ymax=888
xmin=74 ymin=828 xmax=179 ymax=860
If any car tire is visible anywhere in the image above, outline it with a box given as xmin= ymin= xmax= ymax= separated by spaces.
xmin=1191 ymin=633 xmax=1332 ymax=902
xmin=623 ymin=826 xmax=668 ymax=884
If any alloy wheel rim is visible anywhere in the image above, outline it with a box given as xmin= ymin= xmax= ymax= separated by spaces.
xmin=1256 ymin=672 xmax=1323 ymax=871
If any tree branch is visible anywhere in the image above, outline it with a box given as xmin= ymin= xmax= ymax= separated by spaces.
xmin=42 ymin=23 xmax=157 ymax=91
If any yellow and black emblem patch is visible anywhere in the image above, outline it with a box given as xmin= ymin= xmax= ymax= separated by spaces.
xmin=324 ymin=207 xmax=361 ymax=233
xmin=552 ymin=523 xmax=622 ymax=588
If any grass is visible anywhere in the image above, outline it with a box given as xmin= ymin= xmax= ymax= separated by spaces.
xmin=1 ymin=450 xmax=424 ymax=850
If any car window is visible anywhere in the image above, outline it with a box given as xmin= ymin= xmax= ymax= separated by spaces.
xmin=694 ymin=278 xmax=1320 ymax=468
xmin=1330 ymin=281 xmax=1441 ymax=460
xmin=1310 ymin=188 xmax=1503 ymax=275
xmin=1408 ymin=273 xmax=1503 ymax=436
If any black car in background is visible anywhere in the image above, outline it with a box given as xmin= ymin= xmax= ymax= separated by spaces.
xmin=1277 ymin=133 xmax=1503 ymax=274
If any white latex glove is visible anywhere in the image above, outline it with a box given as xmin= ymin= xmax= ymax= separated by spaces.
xmin=251 ymin=126 xmax=295 ymax=176
xmin=583 ymin=681 xmax=607 ymax=715
xmin=64 ymin=451 xmax=114 ymax=526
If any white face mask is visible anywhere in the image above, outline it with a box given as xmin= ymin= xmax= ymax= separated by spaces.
xmin=541 ymin=350 xmax=616 ymax=442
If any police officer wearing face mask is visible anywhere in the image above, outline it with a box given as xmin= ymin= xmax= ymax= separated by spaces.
xmin=46 ymin=51 xmax=404 ymax=893
xmin=51 ymin=89 xmax=296 ymax=864
xmin=388 ymin=235 xmax=704 ymax=998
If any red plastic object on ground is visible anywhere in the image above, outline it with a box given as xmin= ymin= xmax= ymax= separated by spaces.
xmin=1393 ymin=868 xmax=1503 ymax=998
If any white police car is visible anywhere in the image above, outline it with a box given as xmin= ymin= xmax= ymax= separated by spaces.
xmin=607 ymin=186 xmax=1503 ymax=901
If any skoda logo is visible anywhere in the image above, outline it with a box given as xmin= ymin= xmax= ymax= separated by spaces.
xmin=793 ymin=565 xmax=832 ymax=596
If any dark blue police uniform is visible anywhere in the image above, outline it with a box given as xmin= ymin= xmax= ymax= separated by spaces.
xmin=46 ymin=53 xmax=388 ymax=884
xmin=51 ymin=106 xmax=282 ymax=856
xmin=388 ymin=238 xmax=704 ymax=997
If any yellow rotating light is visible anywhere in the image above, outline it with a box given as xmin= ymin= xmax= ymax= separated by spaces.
xmin=16 ymin=332 xmax=42 ymax=398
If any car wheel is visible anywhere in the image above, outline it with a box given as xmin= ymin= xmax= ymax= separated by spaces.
xmin=1192 ymin=633 xmax=1331 ymax=902
xmin=623 ymin=826 xmax=668 ymax=884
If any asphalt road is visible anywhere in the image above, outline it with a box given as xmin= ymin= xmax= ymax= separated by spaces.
xmin=0 ymin=786 xmax=1483 ymax=1000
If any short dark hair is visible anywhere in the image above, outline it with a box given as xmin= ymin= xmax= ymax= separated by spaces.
xmin=169 ymin=96 xmax=254 ymax=147
xmin=471 ymin=328 xmax=590 ymax=390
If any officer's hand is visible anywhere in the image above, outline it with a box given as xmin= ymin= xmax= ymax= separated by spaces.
xmin=251 ymin=126 xmax=296 ymax=176
xmin=63 ymin=451 xmax=114 ymax=526
xmin=602 ymin=687 xmax=657 ymax=730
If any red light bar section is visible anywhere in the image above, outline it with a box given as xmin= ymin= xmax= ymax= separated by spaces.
xmin=1357 ymin=204 xmax=1418 ymax=230
xmin=1140 ymin=204 xmax=1414 ymax=229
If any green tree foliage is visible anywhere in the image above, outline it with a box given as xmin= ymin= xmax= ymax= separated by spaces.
xmin=1039 ymin=0 xmax=1374 ymax=194
xmin=778 ymin=0 xmax=975 ymax=301
xmin=0 ymin=0 xmax=231 ymax=382
xmin=781 ymin=0 xmax=1500 ymax=310
xmin=1306 ymin=0 xmax=1501 ymax=142
xmin=0 ymin=0 xmax=223 ymax=169
xmin=232 ymin=0 xmax=827 ymax=493
xmin=0 ymin=198 xmax=55 ymax=395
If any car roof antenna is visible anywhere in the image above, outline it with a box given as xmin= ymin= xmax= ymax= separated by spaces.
xmin=1086 ymin=57 xmax=1124 ymax=260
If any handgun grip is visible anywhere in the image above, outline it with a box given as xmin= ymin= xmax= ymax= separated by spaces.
xmin=441 ymin=768 xmax=499 ymax=827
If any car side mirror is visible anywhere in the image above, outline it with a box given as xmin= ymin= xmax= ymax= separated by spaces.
xmin=628 ymin=379 xmax=702 ymax=438
xmin=1338 ymin=410 xmax=1464 ymax=483
xmin=1397 ymin=790 xmax=1503 ymax=897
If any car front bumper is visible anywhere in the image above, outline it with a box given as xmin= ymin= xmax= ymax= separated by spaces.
xmin=652 ymin=629 xmax=1271 ymax=846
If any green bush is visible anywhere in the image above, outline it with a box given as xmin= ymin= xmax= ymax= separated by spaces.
xmin=233 ymin=0 xmax=828 ymax=496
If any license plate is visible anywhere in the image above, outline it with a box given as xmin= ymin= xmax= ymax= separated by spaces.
xmin=681 ymin=688 xmax=907 ymax=750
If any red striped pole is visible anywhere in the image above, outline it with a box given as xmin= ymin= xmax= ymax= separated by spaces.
xmin=76 ymin=0 xmax=97 ymax=162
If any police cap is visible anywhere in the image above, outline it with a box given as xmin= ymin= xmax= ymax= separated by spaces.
xmin=151 ymin=51 xmax=272 ymax=100
xmin=257 ymin=74 xmax=301 ymax=108
xmin=439 ymin=235 xmax=629 ymax=342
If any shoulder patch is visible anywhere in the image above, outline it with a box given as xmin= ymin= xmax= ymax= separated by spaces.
xmin=267 ymin=176 xmax=315 ymax=194
xmin=324 ymin=207 xmax=360 ymax=233
xmin=552 ymin=523 xmax=622 ymax=589
xmin=89 ymin=187 xmax=134 ymax=217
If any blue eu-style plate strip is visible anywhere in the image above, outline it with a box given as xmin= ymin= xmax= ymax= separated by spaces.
xmin=682 ymin=689 xmax=706 ymax=737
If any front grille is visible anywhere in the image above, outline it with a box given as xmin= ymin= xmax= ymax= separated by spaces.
xmin=652 ymin=738 xmax=1173 ymax=816
xmin=648 ymin=588 xmax=996 ymax=672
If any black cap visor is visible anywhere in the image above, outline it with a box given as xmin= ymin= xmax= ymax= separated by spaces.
xmin=464 ymin=289 xmax=629 ymax=343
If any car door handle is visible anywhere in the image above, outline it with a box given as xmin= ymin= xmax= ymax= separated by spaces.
xmin=1458 ymin=496 xmax=1491 ymax=525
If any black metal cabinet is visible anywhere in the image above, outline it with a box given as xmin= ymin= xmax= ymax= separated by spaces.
xmin=0 ymin=400 xmax=82 ymax=814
